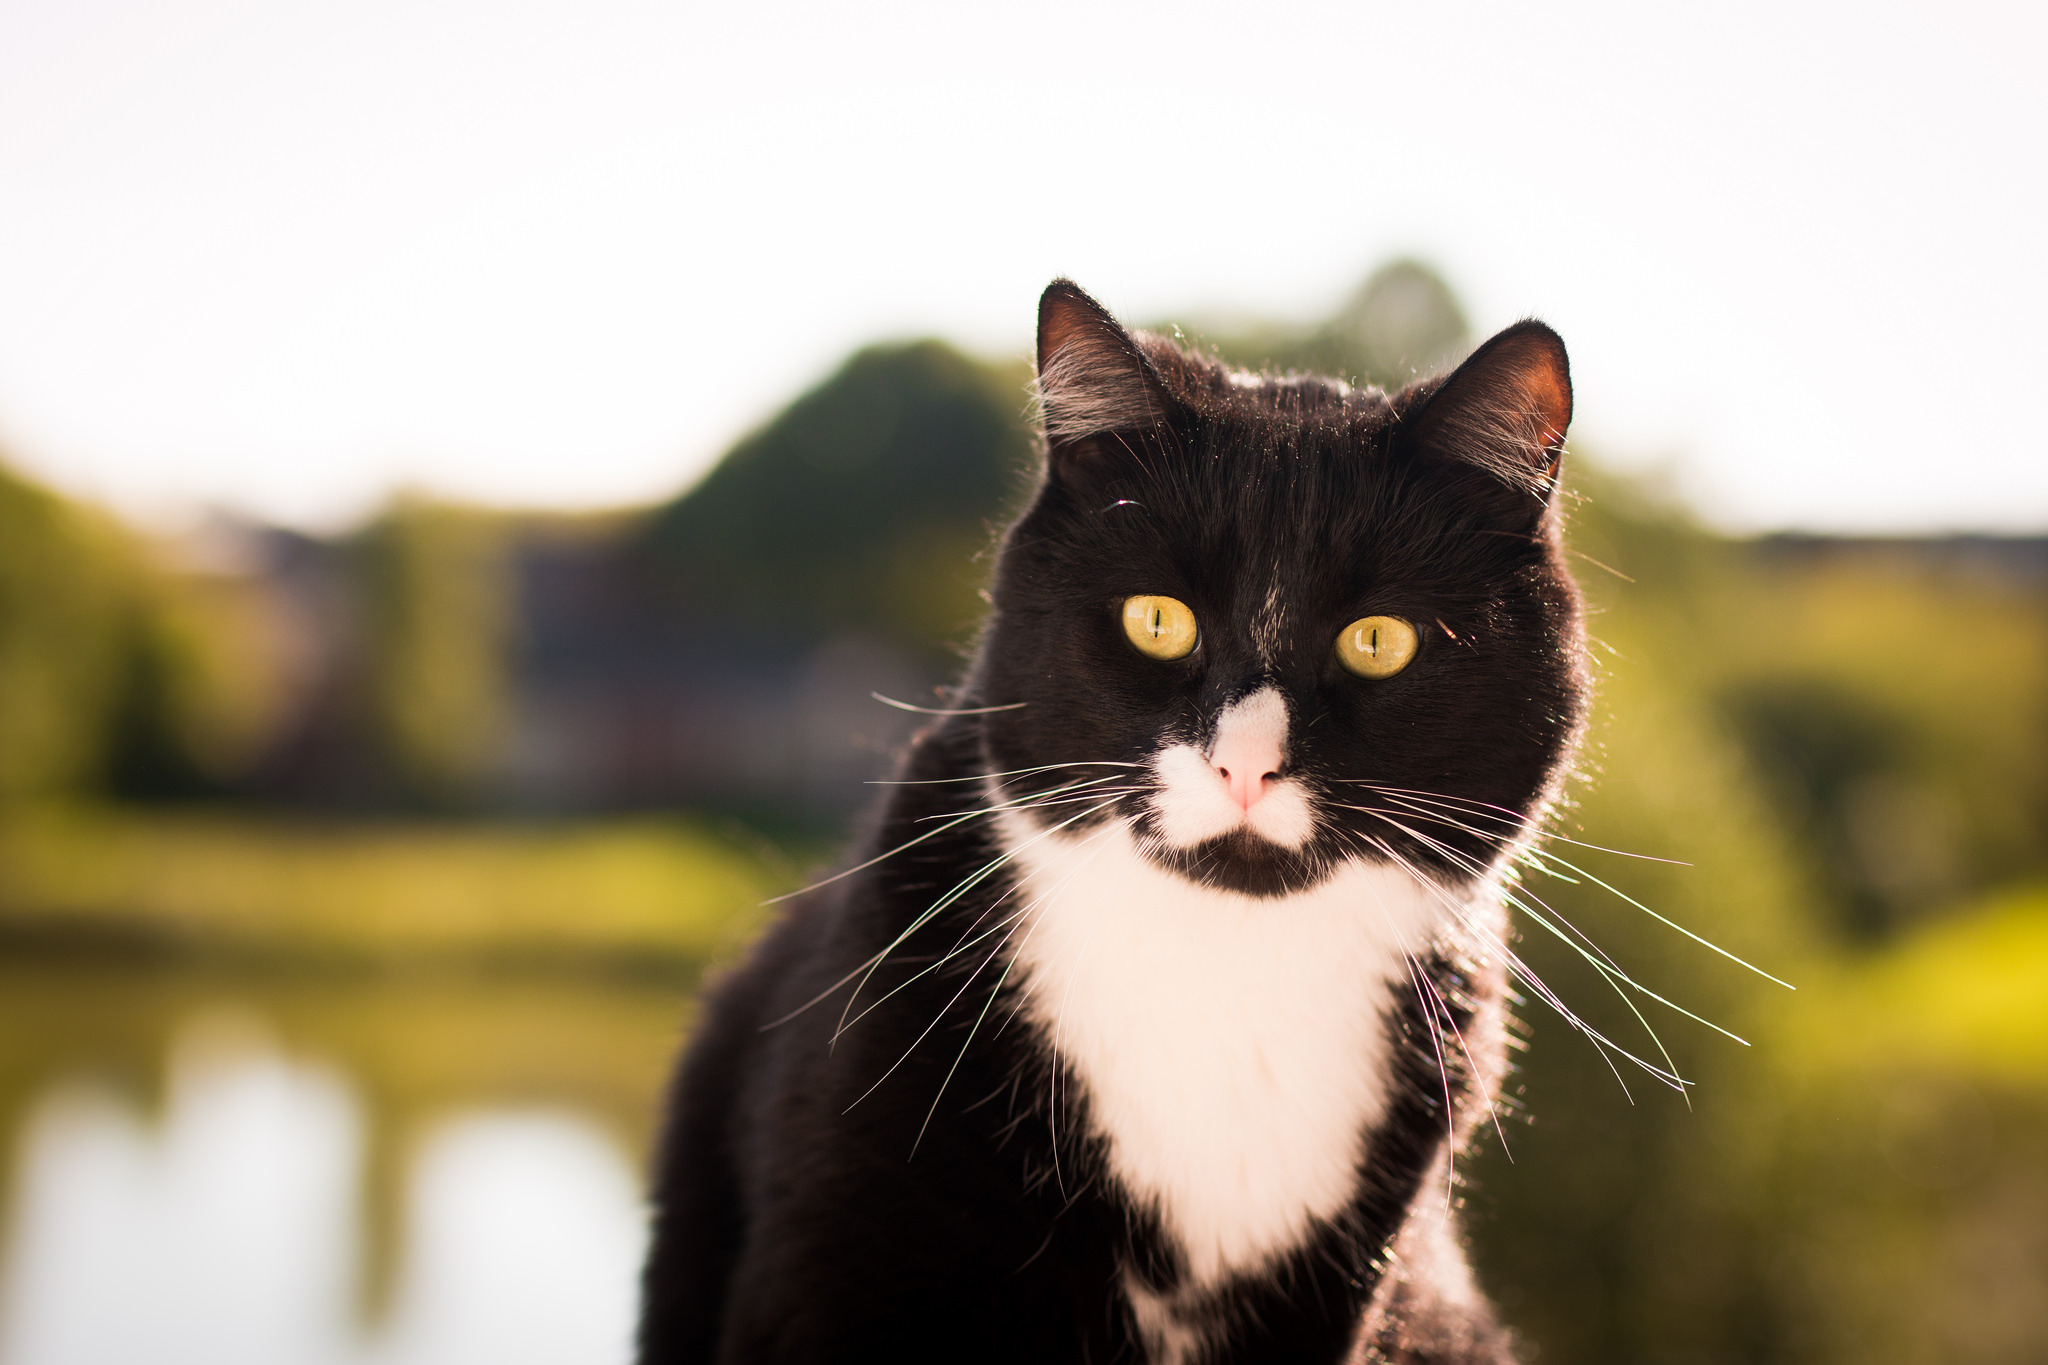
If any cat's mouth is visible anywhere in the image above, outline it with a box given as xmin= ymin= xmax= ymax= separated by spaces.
xmin=1146 ymin=740 xmax=1318 ymax=849
xmin=1135 ymin=822 xmax=1339 ymax=898
xmin=1137 ymin=739 xmax=1332 ymax=897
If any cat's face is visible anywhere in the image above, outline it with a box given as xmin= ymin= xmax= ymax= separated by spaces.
xmin=975 ymin=282 xmax=1586 ymax=898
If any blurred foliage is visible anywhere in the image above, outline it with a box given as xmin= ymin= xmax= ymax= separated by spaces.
xmin=0 ymin=806 xmax=775 ymax=967
xmin=111 ymin=563 xmax=293 ymax=795
xmin=0 ymin=463 xmax=132 ymax=802
xmin=1186 ymin=259 xmax=1471 ymax=388
xmin=0 ymin=460 xmax=289 ymax=804
xmin=0 ymin=455 xmax=524 ymax=810
xmin=353 ymin=499 xmax=514 ymax=804
xmin=1464 ymin=469 xmax=2048 ymax=1363
xmin=639 ymin=340 xmax=1037 ymax=658
xmin=0 ymin=262 xmax=2045 ymax=1360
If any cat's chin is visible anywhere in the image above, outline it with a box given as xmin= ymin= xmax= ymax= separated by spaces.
xmin=1143 ymin=827 xmax=1342 ymax=898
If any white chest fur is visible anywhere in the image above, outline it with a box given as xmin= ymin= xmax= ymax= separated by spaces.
xmin=996 ymin=813 xmax=1450 ymax=1288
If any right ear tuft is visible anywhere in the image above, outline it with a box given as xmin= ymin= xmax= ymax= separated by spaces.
xmin=1402 ymin=320 xmax=1572 ymax=501
xmin=1035 ymin=280 xmax=1165 ymax=445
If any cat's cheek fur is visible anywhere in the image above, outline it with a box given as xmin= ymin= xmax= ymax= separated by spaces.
xmin=996 ymin=810 xmax=1452 ymax=1289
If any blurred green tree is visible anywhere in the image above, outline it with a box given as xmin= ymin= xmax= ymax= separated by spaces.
xmin=0 ymin=461 xmax=131 ymax=802
xmin=639 ymin=340 xmax=1037 ymax=659
xmin=1188 ymin=258 xmax=1471 ymax=387
xmin=352 ymin=498 xmax=514 ymax=805
xmin=0 ymin=458 xmax=284 ymax=804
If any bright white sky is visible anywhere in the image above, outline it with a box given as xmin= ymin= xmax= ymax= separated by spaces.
xmin=0 ymin=0 xmax=2042 ymax=533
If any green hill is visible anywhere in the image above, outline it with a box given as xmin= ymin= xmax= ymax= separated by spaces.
xmin=638 ymin=340 xmax=1037 ymax=657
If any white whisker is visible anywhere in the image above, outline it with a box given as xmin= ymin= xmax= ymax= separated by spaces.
xmin=912 ymin=814 xmax=1128 ymax=1157
xmin=870 ymin=760 xmax=1140 ymax=787
xmin=1342 ymin=781 xmax=1693 ymax=865
xmin=1401 ymin=951 xmax=1458 ymax=1213
xmin=833 ymin=795 xmax=1130 ymax=1042
xmin=871 ymin=692 xmax=1028 ymax=715
xmin=914 ymin=779 xmax=1140 ymax=823
xmin=1350 ymin=827 xmax=1688 ymax=1093
xmin=1365 ymin=813 xmax=1699 ymax=1076
xmin=760 ymin=787 xmax=1132 ymax=1032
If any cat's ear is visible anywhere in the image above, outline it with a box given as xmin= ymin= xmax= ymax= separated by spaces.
xmin=1402 ymin=320 xmax=1572 ymax=508
xmin=1035 ymin=280 xmax=1169 ymax=458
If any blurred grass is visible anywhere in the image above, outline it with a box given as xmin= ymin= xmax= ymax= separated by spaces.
xmin=1778 ymin=885 xmax=2048 ymax=1084
xmin=0 ymin=805 xmax=783 ymax=969
xmin=1696 ymin=887 xmax=2048 ymax=1363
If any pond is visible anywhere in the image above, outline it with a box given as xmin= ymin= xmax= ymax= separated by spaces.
xmin=0 ymin=956 xmax=696 ymax=1365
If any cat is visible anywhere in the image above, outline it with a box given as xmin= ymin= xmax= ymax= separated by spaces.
xmin=639 ymin=279 xmax=1585 ymax=1364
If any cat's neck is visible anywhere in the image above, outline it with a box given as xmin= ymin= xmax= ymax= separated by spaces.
xmin=992 ymin=803 xmax=1463 ymax=1289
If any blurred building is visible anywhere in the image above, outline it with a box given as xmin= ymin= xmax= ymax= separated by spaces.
xmin=223 ymin=340 xmax=1033 ymax=823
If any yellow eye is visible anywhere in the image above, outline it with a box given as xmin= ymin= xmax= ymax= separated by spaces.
xmin=1336 ymin=615 xmax=1418 ymax=679
xmin=1122 ymin=595 xmax=1199 ymax=660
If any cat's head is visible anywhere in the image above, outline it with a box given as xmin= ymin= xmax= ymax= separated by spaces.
xmin=974 ymin=280 xmax=1587 ymax=897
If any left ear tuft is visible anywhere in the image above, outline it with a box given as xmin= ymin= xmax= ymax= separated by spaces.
xmin=1403 ymin=320 xmax=1572 ymax=498
xmin=1035 ymin=280 xmax=1166 ymax=446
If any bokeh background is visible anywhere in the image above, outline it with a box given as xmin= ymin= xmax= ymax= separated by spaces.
xmin=1 ymin=3 xmax=2044 ymax=1363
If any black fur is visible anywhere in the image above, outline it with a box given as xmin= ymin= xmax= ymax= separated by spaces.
xmin=640 ymin=281 xmax=1585 ymax=1364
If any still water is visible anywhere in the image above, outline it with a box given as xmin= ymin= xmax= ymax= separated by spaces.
xmin=0 ymin=959 xmax=694 ymax=1365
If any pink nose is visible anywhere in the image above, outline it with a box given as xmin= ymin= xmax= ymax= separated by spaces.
xmin=1211 ymin=732 xmax=1283 ymax=812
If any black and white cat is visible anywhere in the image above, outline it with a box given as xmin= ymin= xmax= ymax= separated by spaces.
xmin=639 ymin=281 xmax=1586 ymax=1364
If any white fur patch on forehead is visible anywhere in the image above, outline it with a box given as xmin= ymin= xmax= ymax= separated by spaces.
xmin=1220 ymin=684 xmax=1288 ymax=740
xmin=1036 ymin=337 xmax=1164 ymax=444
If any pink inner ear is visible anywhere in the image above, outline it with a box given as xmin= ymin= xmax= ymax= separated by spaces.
xmin=1037 ymin=300 xmax=1098 ymax=373
xmin=1036 ymin=281 xmax=1130 ymax=378
xmin=1485 ymin=328 xmax=1571 ymax=455
xmin=1413 ymin=322 xmax=1573 ymax=485
xmin=1522 ymin=366 xmax=1572 ymax=451
xmin=1035 ymin=284 xmax=1165 ymax=446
